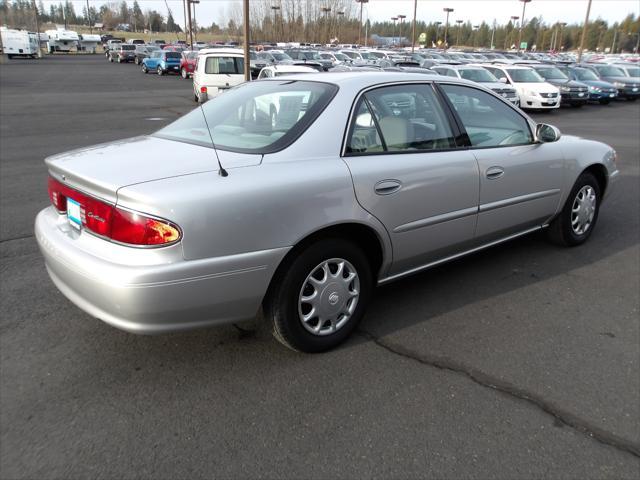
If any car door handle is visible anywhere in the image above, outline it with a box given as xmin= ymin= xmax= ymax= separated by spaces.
xmin=486 ymin=167 xmax=505 ymax=180
xmin=374 ymin=180 xmax=402 ymax=195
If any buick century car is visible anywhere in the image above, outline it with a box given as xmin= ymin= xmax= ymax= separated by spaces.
xmin=36 ymin=73 xmax=618 ymax=352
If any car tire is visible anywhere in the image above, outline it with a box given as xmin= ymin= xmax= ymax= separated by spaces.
xmin=134 ymin=57 xmax=139 ymax=65
xmin=546 ymin=172 xmax=601 ymax=247
xmin=157 ymin=66 xmax=163 ymax=76
xmin=194 ymin=93 xmax=199 ymax=102
xmin=109 ymin=56 xmax=113 ymax=62
xmin=142 ymin=64 xmax=148 ymax=73
xmin=181 ymin=68 xmax=188 ymax=79
xmin=116 ymin=56 xmax=121 ymax=63
xmin=265 ymin=238 xmax=373 ymax=353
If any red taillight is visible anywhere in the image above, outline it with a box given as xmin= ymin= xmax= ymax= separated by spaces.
xmin=200 ymin=86 xmax=207 ymax=93
xmin=47 ymin=176 xmax=180 ymax=247
xmin=111 ymin=208 xmax=181 ymax=246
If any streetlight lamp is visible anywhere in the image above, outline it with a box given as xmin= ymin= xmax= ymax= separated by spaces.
xmin=397 ymin=14 xmax=406 ymax=46
xmin=271 ymin=5 xmax=280 ymax=43
xmin=356 ymin=0 xmax=369 ymax=46
xmin=518 ymin=0 xmax=532 ymax=51
xmin=443 ymin=7 xmax=454 ymax=49
xmin=455 ymin=19 xmax=463 ymax=46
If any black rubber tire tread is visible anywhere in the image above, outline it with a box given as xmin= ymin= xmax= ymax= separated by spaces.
xmin=547 ymin=171 xmax=601 ymax=247
xmin=265 ymin=238 xmax=373 ymax=353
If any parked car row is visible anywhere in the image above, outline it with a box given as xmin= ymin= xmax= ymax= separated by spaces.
xmin=103 ymin=43 xmax=640 ymax=111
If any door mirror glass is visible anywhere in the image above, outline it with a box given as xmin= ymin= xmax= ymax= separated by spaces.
xmin=536 ymin=123 xmax=561 ymax=143
xmin=499 ymin=77 xmax=508 ymax=84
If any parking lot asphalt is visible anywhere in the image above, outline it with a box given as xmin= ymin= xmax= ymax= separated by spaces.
xmin=1 ymin=55 xmax=639 ymax=479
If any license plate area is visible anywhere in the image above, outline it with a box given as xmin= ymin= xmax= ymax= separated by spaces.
xmin=67 ymin=198 xmax=82 ymax=229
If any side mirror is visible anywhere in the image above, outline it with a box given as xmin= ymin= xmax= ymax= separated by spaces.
xmin=536 ymin=123 xmax=561 ymax=143
xmin=499 ymin=77 xmax=508 ymax=84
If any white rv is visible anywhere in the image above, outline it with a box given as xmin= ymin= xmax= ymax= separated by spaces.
xmin=79 ymin=34 xmax=101 ymax=53
xmin=45 ymin=28 xmax=80 ymax=53
xmin=0 ymin=27 xmax=40 ymax=58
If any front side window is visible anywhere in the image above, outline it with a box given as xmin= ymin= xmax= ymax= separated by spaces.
xmin=155 ymin=80 xmax=337 ymax=154
xmin=441 ymin=84 xmax=532 ymax=148
xmin=346 ymin=84 xmax=456 ymax=154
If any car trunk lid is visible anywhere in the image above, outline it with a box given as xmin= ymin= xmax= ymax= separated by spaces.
xmin=45 ymin=135 xmax=261 ymax=203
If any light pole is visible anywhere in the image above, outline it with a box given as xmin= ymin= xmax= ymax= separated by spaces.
xmin=391 ymin=17 xmax=398 ymax=45
xmin=356 ymin=0 xmax=369 ymax=46
xmin=398 ymin=14 xmax=406 ymax=46
xmin=336 ymin=10 xmax=344 ymax=43
xmin=271 ymin=5 xmax=280 ymax=43
xmin=490 ymin=19 xmax=497 ymax=49
xmin=577 ymin=0 xmax=592 ymax=63
xmin=443 ymin=7 xmax=454 ymax=49
xmin=518 ymin=0 xmax=532 ymax=51
xmin=191 ymin=0 xmax=199 ymax=43
xmin=321 ymin=6 xmax=331 ymax=45
xmin=411 ymin=0 xmax=418 ymax=52
xmin=473 ymin=25 xmax=480 ymax=48
xmin=507 ymin=16 xmax=519 ymax=49
xmin=455 ymin=19 xmax=463 ymax=46
xmin=243 ymin=0 xmax=250 ymax=81
xmin=558 ymin=21 xmax=567 ymax=51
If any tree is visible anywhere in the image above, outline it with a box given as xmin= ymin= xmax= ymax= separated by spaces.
xmin=132 ymin=0 xmax=143 ymax=32
xmin=119 ymin=0 xmax=129 ymax=25
xmin=167 ymin=11 xmax=180 ymax=33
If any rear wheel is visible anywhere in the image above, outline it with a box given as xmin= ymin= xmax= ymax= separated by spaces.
xmin=181 ymin=68 xmax=188 ymax=79
xmin=265 ymin=238 xmax=373 ymax=353
xmin=142 ymin=64 xmax=148 ymax=73
xmin=547 ymin=172 xmax=601 ymax=247
xmin=194 ymin=92 xmax=199 ymax=102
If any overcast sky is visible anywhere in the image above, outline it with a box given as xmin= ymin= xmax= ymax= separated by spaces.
xmin=43 ymin=0 xmax=639 ymax=28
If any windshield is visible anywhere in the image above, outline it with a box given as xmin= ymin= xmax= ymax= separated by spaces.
xmin=299 ymin=51 xmax=321 ymax=60
xmin=341 ymin=51 xmax=361 ymax=59
xmin=507 ymin=68 xmax=544 ymax=83
xmin=622 ymin=66 xmax=640 ymax=77
xmin=595 ymin=66 xmax=625 ymax=76
xmin=459 ymin=68 xmax=498 ymax=82
xmin=154 ymin=81 xmax=337 ymax=154
xmin=272 ymin=52 xmax=292 ymax=61
xmin=536 ymin=67 xmax=568 ymax=80
xmin=574 ymin=68 xmax=598 ymax=81
xmin=359 ymin=52 xmax=378 ymax=60
xmin=334 ymin=53 xmax=349 ymax=61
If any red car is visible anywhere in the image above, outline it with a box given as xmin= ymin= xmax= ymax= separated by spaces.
xmin=180 ymin=51 xmax=198 ymax=79
xmin=162 ymin=44 xmax=185 ymax=53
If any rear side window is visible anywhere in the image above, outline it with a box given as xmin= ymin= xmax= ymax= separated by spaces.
xmin=441 ymin=84 xmax=533 ymax=147
xmin=346 ymin=84 xmax=456 ymax=154
xmin=205 ymin=56 xmax=244 ymax=74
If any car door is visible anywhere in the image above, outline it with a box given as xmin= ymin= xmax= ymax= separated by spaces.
xmin=341 ymin=83 xmax=480 ymax=276
xmin=439 ymin=83 xmax=563 ymax=241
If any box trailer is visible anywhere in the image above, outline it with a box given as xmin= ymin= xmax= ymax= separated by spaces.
xmin=45 ymin=28 xmax=79 ymax=53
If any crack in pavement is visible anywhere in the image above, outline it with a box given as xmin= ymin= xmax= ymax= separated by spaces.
xmin=0 ymin=234 xmax=35 ymax=244
xmin=358 ymin=329 xmax=640 ymax=459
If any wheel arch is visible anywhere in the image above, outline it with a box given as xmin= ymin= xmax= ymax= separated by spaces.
xmin=582 ymin=163 xmax=608 ymax=196
xmin=262 ymin=222 xmax=389 ymax=306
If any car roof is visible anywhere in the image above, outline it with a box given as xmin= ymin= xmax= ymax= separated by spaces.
xmin=269 ymin=71 xmax=447 ymax=88
xmin=198 ymin=48 xmax=243 ymax=56
xmin=268 ymin=65 xmax=317 ymax=72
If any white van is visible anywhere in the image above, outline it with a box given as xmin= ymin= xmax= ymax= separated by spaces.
xmin=481 ymin=64 xmax=560 ymax=111
xmin=193 ymin=48 xmax=246 ymax=103
xmin=0 ymin=28 xmax=39 ymax=58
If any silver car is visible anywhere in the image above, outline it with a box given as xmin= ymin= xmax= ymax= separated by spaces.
xmin=35 ymin=72 xmax=619 ymax=352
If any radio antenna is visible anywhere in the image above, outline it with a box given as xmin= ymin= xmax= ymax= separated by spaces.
xmin=199 ymin=104 xmax=228 ymax=177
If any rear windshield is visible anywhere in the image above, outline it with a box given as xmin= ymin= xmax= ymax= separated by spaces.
xmin=165 ymin=52 xmax=181 ymax=59
xmin=506 ymin=68 xmax=544 ymax=83
xmin=459 ymin=68 xmax=498 ymax=82
xmin=205 ymin=56 xmax=244 ymax=74
xmin=154 ymin=80 xmax=337 ymax=154
xmin=121 ymin=45 xmax=136 ymax=50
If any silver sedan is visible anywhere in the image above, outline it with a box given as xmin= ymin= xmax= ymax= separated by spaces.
xmin=35 ymin=72 xmax=619 ymax=352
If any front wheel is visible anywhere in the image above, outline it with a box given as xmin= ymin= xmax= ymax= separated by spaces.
xmin=157 ymin=66 xmax=163 ymax=76
xmin=547 ymin=172 xmax=601 ymax=246
xmin=265 ymin=238 xmax=373 ymax=352
xmin=142 ymin=64 xmax=148 ymax=73
xmin=181 ymin=68 xmax=188 ymax=79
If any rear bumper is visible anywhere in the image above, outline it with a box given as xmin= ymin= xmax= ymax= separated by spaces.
xmin=35 ymin=207 xmax=289 ymax=334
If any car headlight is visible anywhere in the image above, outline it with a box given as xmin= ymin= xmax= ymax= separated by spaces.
xmin=613 ymin=81 xmax=626 ymax=88
xmin=526 ymin=90 xmax=538 ymax=97
xmin=589 ymin=86 xmax=602 ymax=92
xmin=561 ymin=86 xmax=571 ymax=92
